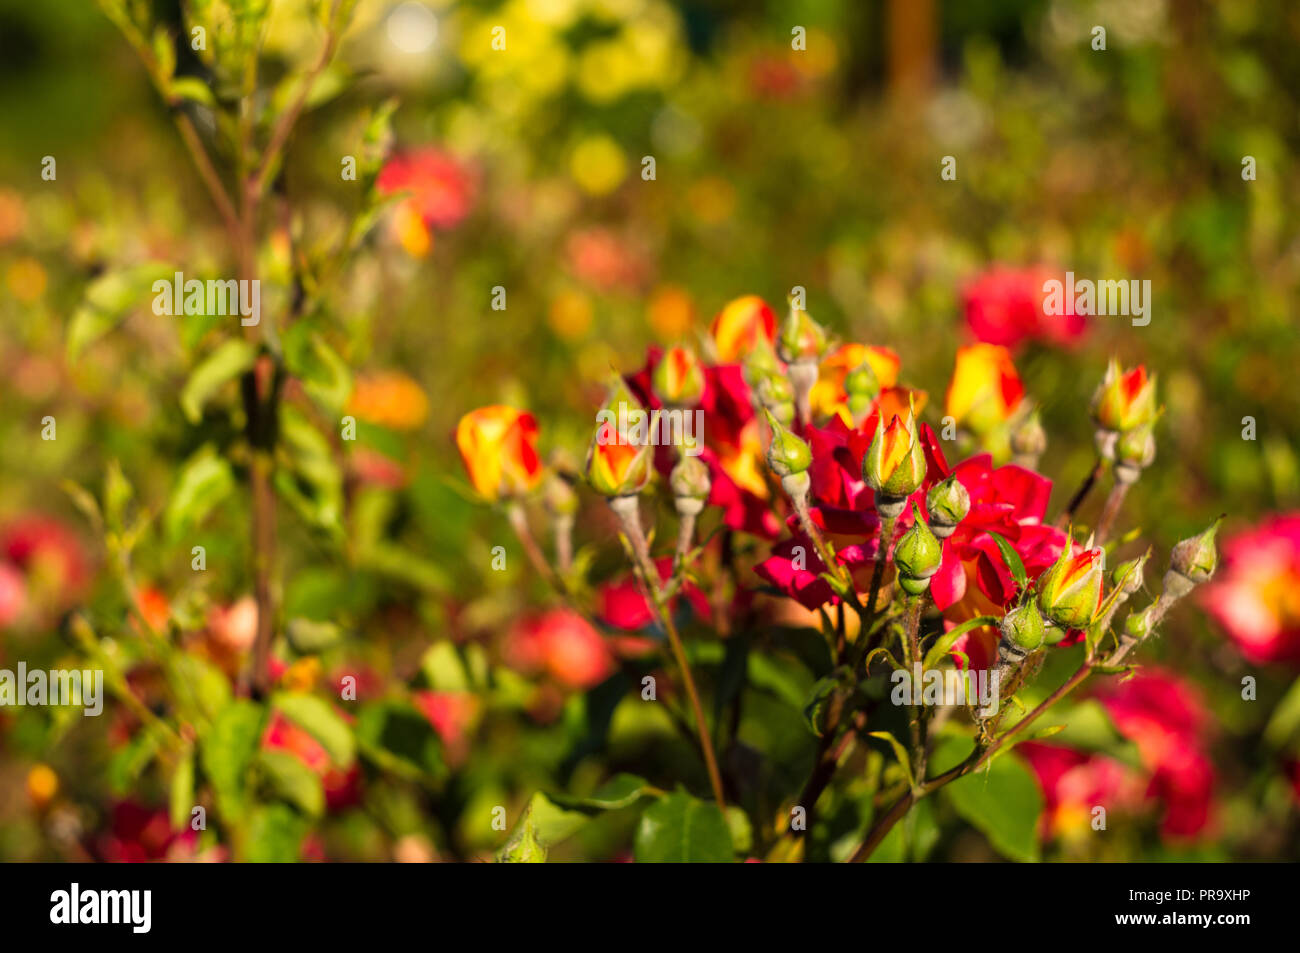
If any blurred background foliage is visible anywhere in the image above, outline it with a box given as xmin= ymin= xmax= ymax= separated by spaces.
xmin=0 ymin=0 xmax=1297 ymax=861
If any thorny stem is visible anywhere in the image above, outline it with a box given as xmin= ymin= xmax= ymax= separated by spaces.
xmin=609 ymin=496 xmax=727 ymax=809
xmin=902 ymin=596 xmax=927 ymax=789
xmin=847 ymin=628 xmax=1151 ymax=862
xmin=864 ymin=516 xmax=897 ymax=620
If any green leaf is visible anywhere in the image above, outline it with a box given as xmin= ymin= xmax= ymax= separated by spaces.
xmin=495 ymin=796 xmax=550 ymax=862
xmin=245 ymin=804 xmax=310 ymax=863
xmin=169 ymin=76 xmax=216 ymax=107
xmin=1263 ymin=674 xmax=1300 ymax=751
xmin=271 ymin=693 xmax=355 ymax=768
xmin=986 ymin=532 xmax=1028 ymax=591
xmin=66 ymin=262 xmax=171 ymax=361
xmin=164 ymin=446 xmax=235 ymax=541
xmin=934 ymin=737 xmax=1043 ymax=862
xmin=634 ymin=792 xmax=734 ymax=863
xmin=354 ymin=700 xmax=446 ymax=781
xmin=180 ymin=338 xmax=258 ymax=424
xmin=258 ymin=750 xmax=325 ymax=817
xmin=199 ymin=699 xmax=266 ymax=822
xmin=867 ymin=730 xmax=914 ymax=791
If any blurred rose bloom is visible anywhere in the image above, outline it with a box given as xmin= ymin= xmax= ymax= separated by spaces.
xmin=505 ymin=610 xmax=615 ymax=690
xmin=962 ymin=266 xmax=1085 ymax=350
xmin=377 ymin=147 xmax=476 ymax=256
xmin=1201 ymin=514 xmax=1300 ymax=664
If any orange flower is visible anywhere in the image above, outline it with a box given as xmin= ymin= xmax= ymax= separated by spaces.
xmin=863 ymin=407 xmax=926 ymax=499
xmin=945 ymin=344 xmax=1025 ymax=432
xmin=809 ymin=343 xmax=901 ymax=421
xmin=456 ymin=406 xmax=544 ymax=502
xmin=710 ymin=295 xmax=776 ymax=362
xmin=348 ymin=372 xmax=429 ymax=431
xmin=1091 ymin=359 xmax=1158 ymax=432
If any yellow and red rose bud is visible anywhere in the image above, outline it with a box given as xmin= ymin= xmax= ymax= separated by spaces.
xmin=653 ymin=346 xmax=705 ymax=407
xmin=456 ymin=406 xmax=544 ymax=502
xmin=586 ymin=426 xmax=651 ymax=498
xmin=945 ymin=344 xmax=1025 ymax=434
xmin=763 ymin=409 xmax=812 ymax=478
xmin=997 ymin=600 xmax=1046 ymax=668
xmin=1090 ymin=359 xmax=1158 ymax=433
xmin=926 ymin=474 xmax=970 ymax=539
xmin=1168 ymin=518 xmax=1221 ymax=588
xmin=1114 ymin=421 xmax=1156 ymax=482
xmin=1037 ymin=537 xmax=1105 ymax=629
xmin=670 ymin=455 xmax=711 ymax=515
xmin=894 ymin=503 xmax=942 ymax=595
xmin=776 ymin=299 xmax=829 ymax=365
xmin=711 ymin=294 xmax=776 ymax=362
xmin=863 ymin=408 xmax=927 ymax=507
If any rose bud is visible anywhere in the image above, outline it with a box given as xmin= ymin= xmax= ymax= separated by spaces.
xmin=925 ymin=474 xmax=970 ymax=539
xmin=1163 ymin=518 xmax=1222 ymax=599
xmin=763 ymin=409 xmax=812 ymax=478
xmin=997 ymin=600 xmax=1046 ymax=670
xmin=711 ymin=294 xmax=777 ymax=363
xmin=586 ymin=431 xmax=651 ymax=498
xmin=1111 ymin=551 xmax=1149 ymax=596
xmin=1090 ymin=359 xmax=1158 ymax=433
xmin=456 ymin=406 xmax=544 ymax=502
xmin=863 ymin=407 xmax=927 ymax=516
xmin=776 ymin=299 xmax=829 ymax=365
xmin=893 ymin=503 xmax=943 ymax=595
xmin=754 ymin=371 xmax=796 ymax=426
xmin=844 ymin=359 xmax=881 ymax=426
xmin=944 ymin=344 xmax=1025 ymax=435
xmin=653 ymin=346 xmax=705 ymax=407
xmin=1010 ymin=408 xmax=1047 ymax=468
xmin=670 ymin=455 xmax=711 ymax=517
xmin=1036 ymin=537 xmax=1105 ymax=630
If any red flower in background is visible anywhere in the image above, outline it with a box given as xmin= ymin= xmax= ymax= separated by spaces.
xmin=962 ymin=266 xmax=1085 ymax=350
xmin=1 ymin=515 xmax=88 ymax=603
xmin=376 ymin=148 xmax=475 ymax=230
xmin=263 ymin=711 xmax=361 ymax=813
xmin=1200 ymin=514 xmax=1300 ymax=664
xmin=94 ymin=801 xmax=199 ymax=863
xmin=1022 ymin=669 xmax=1216 ymax=842
xmin=505 ymin=610 xmax=615 ymax=690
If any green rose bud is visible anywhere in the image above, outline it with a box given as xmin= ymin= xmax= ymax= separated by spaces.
xmin=1169 ymin=518 xmax=1221 ymax=585
xmin=1010 ymin=409 xmax=1046 ymax=462
xmin=670 ymin=455 xmax=711 ymax=516
xmin=763 ymin=409 xmax=812 ymax=477
xmin=776 ymin=299 xmax=829 ymax=365
xmin=997 ymin=600 xmax=1046 ymax=666
xmin=925 ymin=474 xmax=970 ymax=539
xmin=1110 ymin=551 xmax=1149 ymax=595
xmin=894 ymin=503 xmax=943 ymax=594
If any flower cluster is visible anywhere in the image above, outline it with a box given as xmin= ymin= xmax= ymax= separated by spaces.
xmin=456 ymin=286 xmax=1223 ymax=860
